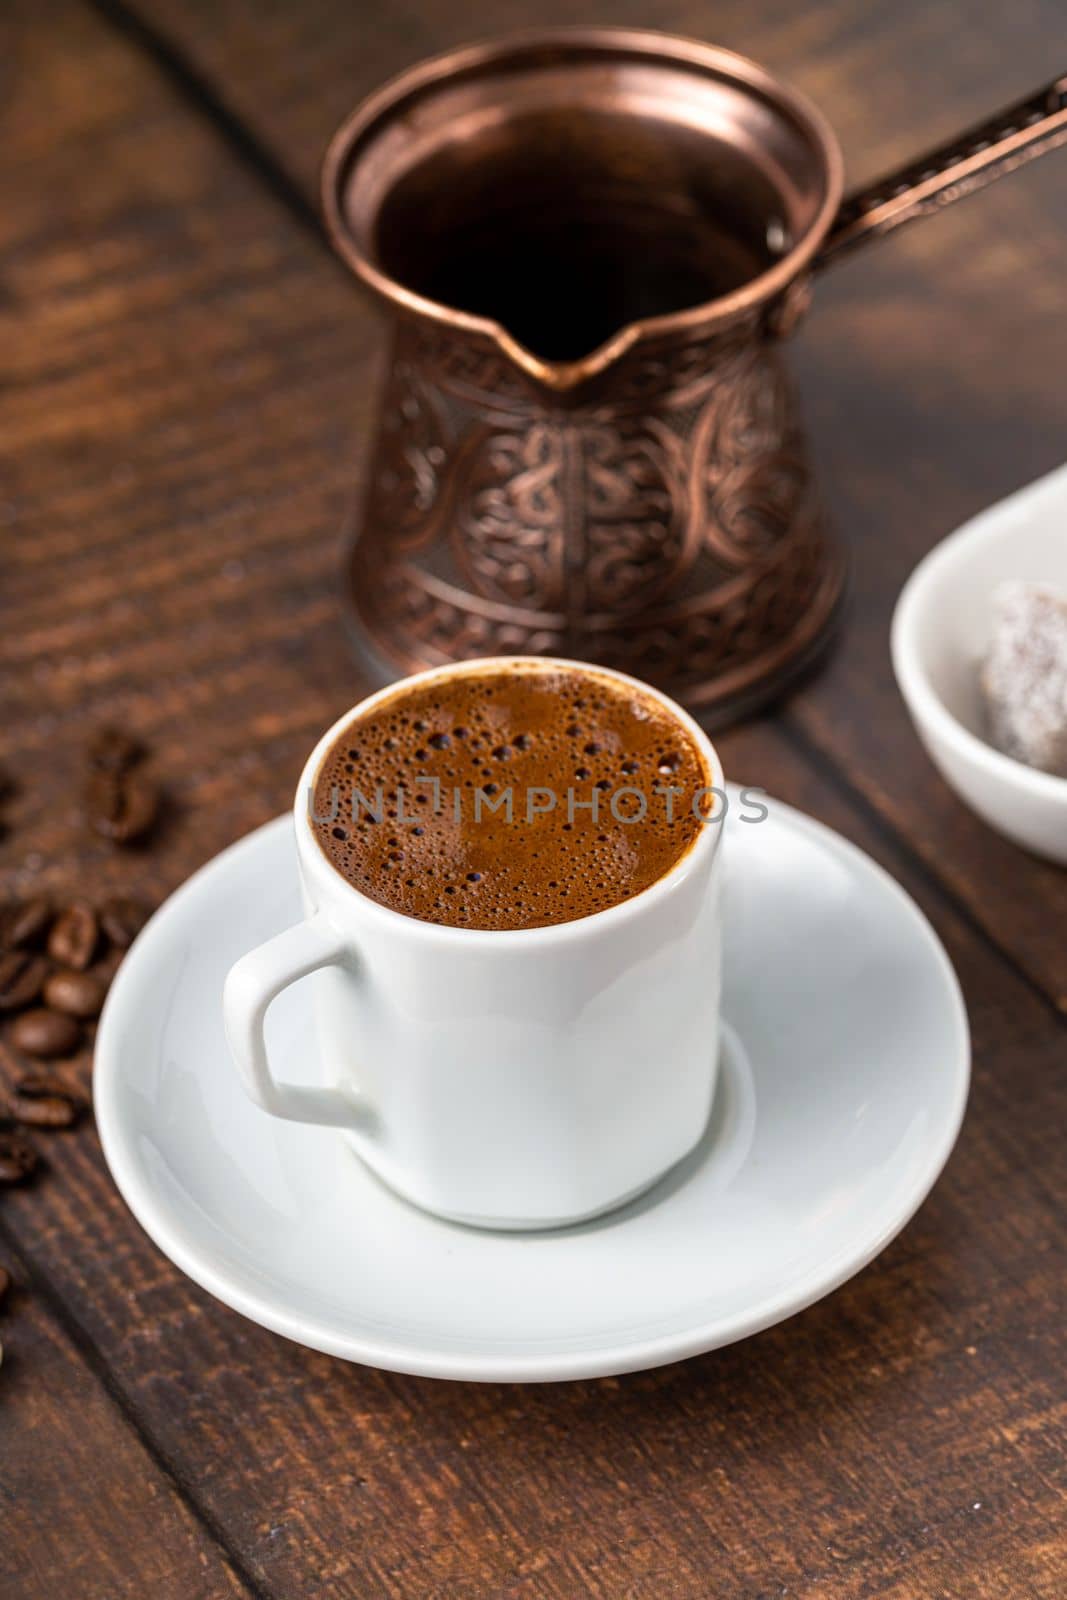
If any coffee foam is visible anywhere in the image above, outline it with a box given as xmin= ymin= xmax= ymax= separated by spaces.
xmin=311 ymin=664 xmax=711 ymax=930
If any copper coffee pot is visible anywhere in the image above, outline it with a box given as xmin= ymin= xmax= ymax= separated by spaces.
xmin=323 ymin=30 xmax=1067 ymax=723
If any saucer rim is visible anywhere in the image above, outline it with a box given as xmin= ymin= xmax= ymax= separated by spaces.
xmin=94 ymin=800 xmax=970 ymax=1382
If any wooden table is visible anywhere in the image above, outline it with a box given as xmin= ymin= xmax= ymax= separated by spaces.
xmin=1 ymin=2 xmax=1064 ymax=1595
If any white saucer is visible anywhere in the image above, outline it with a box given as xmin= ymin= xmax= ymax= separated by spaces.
xmin=95 ymin=793 xmax=969 ymax=1382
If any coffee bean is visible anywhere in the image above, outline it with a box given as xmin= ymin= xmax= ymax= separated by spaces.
xmin=93 ymin=947 xmax=124 ymax=987
xmin=84 ymin=772 xmax=122 ymax=836
xmin=43 ymin=968 xmax=107 ymax=1020
xmin=1 ymin=896 xmax=52 ymax=950
xmin=48 ymin=902 xmax=98 ymax=970
xmin=87 ymin=725 xmax=143 ymax=773
xmin=85 ymin=770 xmax=159 ymax=845
xmin=0 ymin=1124 xmax=39 ymax=1184
xmin=0 ymin=951 xmax=47 ymax=1012
xmin=9 ymin=1074 xmax=82 ymax=1130
xmin=10 ymin=1008 xmax=82 ymax=1059
xmin=99 ymin=895 xmax=148 ymax=950
xmin=0 ymin=1263 xmax=11 ymax=1306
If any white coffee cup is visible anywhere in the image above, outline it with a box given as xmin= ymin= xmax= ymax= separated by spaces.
xmin=223 ymin=657 xmax=724 ymax=1230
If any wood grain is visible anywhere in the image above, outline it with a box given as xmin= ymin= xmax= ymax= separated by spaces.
xmin=110 ymin=0 xmax=1067 ymax=1009
xmin=0 ymin=1 xmax=1063 ymax=1596
xmin=0 ymin=1238 xmax=253 ymax=1599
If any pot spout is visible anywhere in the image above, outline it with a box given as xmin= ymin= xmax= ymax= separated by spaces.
xmin=491 ymin=320 xmax=643 ymax=394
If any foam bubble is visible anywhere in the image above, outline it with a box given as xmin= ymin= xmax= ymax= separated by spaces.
xmin=311 ymin=665 xmax=708 ymax=930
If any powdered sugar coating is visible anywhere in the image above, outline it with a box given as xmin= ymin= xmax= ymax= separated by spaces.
xmin=981 ymin=580 xmax=1067 ymax=777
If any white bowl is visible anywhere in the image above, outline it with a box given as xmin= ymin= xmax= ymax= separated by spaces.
xmin=891 ymin=464 xmax=1067 ymax=865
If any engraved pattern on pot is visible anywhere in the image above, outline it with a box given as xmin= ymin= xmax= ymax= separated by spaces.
xmin=350 ymin=327 xmax=842 ymax=715
xmin=607 ymin=325 xmax=755 ymax=409
xmin=591 ymin=503 xmax=836 ymax=693
xmin=697 ymin=349 xmax=810 ymax=571
xmin=366 ymin=359 xmax=450 ymax=546
xmin=362 ymin=555 xmax=563 ymax=664
xmin=412 ymin=324 xmax=535 ymax=411
xmin=450 ymin=424 xmax=567 ymax=610
xmin=582 ymin=418 xmax=695 ymax=611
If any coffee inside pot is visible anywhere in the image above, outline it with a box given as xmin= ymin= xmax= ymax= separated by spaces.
xmin=374 ymin=104 xmax=790 ymax=361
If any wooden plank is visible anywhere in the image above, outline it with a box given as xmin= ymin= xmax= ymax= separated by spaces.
xmin=0 ymin=1243 xmax=253 ymax=1599
xmin=0 ymin=2 xmax=1061 ymax=1596
xmin=107 ymin=0 xmax=1067 ymax=1008
xmin=97 ymin=0 xmax=1067 ymax=194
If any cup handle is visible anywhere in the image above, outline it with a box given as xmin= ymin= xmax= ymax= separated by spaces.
xmin=223 ymin=913 xmax=368 ymax=1130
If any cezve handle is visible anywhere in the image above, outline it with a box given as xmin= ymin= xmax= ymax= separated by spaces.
xmin=223 ymin=913 xmax=369 ymax=1129
xmin=817 ymin=75 xmax=1067 ymax=270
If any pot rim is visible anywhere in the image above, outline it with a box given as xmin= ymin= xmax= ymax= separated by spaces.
xmin=321 ymin=26 xmax=846 ymax=391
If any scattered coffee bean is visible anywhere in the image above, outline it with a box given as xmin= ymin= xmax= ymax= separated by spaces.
xmin=48 ymin=902 xmax=98 ymax=969
xmin=0 ymin=1263 xmax=11 ymax=1306
xmin=2 ymin=896 xmax=52 ymax=950
xmin=99 ymin=895 xmax=148 ymax=950
xmin=93 ymin=947 xmax=124 ymax=987
xmin=43 ymin=968 xmax=107 ymax=1020
xmin=0 ymin=951 xmax=48 ymax=1012
xmin=0 ymin=1124 xmax=39 ymax=1184
xmin=87 ymin=726 xmax=143 ymax=773
xmin=85 ymin=770 xmax=159 ymax=845
xmin=10 ymin=1008 xmax=81 ymax=1059
xmin=9 ymin=1074 xmax=82 ymax=1130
